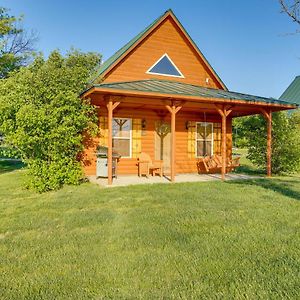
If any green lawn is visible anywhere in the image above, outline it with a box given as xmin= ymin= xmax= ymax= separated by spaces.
xmin=1 ymin=162 xmax=300 ymax=299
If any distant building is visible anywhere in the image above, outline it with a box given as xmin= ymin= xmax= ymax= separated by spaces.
xmin=280 ymin=76 xmax=300 ymax=108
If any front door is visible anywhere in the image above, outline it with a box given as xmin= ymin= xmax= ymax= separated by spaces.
xmin=155 ymin=121 xmax=171 ymax=175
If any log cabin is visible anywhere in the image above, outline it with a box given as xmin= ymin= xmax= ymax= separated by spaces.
xmin=81 ymin=9 xmax=298 ymax=185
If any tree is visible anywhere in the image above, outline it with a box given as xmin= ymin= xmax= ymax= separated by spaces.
xmin=0 ymin=7 xmax=37 ymax=78
xmin=0 ymin=49 xmax=101 ymax=192
xmin=232 ymin=117 xmax=249 ymax=148
xmin=279 ymin=0 xmax=300 ymax=27
xmin=241 ymin=112 xmax=300 ymax=174
xmin=231 ymin=1 xmax=300 ymax=174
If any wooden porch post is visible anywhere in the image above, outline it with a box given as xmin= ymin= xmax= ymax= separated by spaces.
xmin=215 ymin=105 xmax=232 ymax=181
xmin=166 ymin=103 xmax=182 ymax=182
xmin=221 ymin=113 xmax=227 ymax=181
xmin=260 ymin=108 xmax=272 ymax=177
xmin=106 ymin=97 xmax=120 ymax=185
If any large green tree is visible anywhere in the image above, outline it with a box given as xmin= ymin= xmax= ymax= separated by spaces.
xmin=0 ymin=49 xmax=101 ymax=191
xmin=0 ymin=7 xmax=37 ymax=78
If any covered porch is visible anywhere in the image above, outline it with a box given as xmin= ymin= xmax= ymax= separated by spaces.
xmin=81 ymin=79 xmax=297 ymax=185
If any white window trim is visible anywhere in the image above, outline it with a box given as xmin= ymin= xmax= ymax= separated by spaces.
xmin=146 ymin=53 xmax=185 ymax=78
xmin=195 ymin=122 xmax=214 ymax=158
xmin=112 ymin=118 xmax=132 ymax=158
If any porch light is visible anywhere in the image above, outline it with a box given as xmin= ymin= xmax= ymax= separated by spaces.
xmin=185 ymin=121 xmax=192 ymax=130
xmin=142 ymin=119 xmax=146 ymax=129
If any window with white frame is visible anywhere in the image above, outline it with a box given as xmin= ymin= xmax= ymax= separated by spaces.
xmin=196 ymin=122 xmax=213 ymax=157
xmin=112 ymin=118 xmax=132 ymax=157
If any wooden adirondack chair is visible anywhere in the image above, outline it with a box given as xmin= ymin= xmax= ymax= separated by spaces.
xmin=137 ymin=152 xmax=163 ymax=177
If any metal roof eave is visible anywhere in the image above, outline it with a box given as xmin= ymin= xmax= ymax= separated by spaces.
xmin=81 ymin=85 xmax=298 ymax=110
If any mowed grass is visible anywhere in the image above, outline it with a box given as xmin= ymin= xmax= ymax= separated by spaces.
xmin=1 ymin=164 xmax=300 ymax=299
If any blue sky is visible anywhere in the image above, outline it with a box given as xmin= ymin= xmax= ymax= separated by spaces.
xmin=2 ymin=0 xmax=300 ymax=98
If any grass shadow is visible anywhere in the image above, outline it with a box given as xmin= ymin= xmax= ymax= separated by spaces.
xmin=233 ymin=164 xmax=265 ymax=176
xmin=0 ymin=159 xmax=25 ymax=175
xmin=232 ymin=148 xmax=265 ymax=176
xmin=227 ymin=177 xmax=300 ymax=202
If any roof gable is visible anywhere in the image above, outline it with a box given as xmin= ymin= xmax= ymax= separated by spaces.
xmin=95 ymin=11 xmax=164 ymax=79
xmin=94 ymin=9 xmax=227 ymax=90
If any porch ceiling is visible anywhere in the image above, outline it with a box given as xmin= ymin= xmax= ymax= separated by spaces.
xmin=81 ymin=79 xmax=298 ymax=117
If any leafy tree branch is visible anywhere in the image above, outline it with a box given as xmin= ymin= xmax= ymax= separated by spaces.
xmin=0 ymin=7 xmax=37 ymax=78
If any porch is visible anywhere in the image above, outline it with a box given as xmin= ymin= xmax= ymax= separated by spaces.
xmin=88 ymin=173 xmax=257 ymax=188
xmin=81 ymin=79 xmax=297 ymax=185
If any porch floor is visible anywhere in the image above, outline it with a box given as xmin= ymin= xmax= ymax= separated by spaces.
xmin=88 ymin=173 xmax=259 ymax=188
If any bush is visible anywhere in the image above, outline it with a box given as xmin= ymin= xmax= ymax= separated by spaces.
xmin=0 ymin=49 xmax=101 ymax=191
xmin=26 ymin=158 xmax=83 ymax=192
xmin=232 ymin=117 xmax=249 ymax=148
xmin=241 ymin=111 xmax=300 ymax=174
xmin=0 ymin=145 xmax=21 ymax=158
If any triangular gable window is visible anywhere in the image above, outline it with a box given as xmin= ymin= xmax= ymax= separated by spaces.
xmin=146 ymin=54 xmax=184 ymax=78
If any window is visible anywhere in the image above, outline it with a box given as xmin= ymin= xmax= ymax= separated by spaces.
xmin=112 ymin=118 xmax=132 ymax=157
xmin=146 ymin=53 xmax=184 ymax=78
xmin=196 ymin=122 xmax=213 ymax=157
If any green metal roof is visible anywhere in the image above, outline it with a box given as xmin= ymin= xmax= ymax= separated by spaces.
xmin=90 ymin=79 xmax=298 ymax=107
xmin=94 ymin=11 xmax=165 ymax=80
xmin=93 ymin=9 xmax=227 ymax=90
xmin=280 ymin=76 xmax=300 ymax=106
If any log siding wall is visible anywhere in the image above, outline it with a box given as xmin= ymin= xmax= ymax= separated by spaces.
xmin=83 ymin=108 xmax=232 ymax=176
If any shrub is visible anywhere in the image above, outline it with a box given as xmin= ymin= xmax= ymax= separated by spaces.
xmin=0 ymin=49 xmax=101 ymax=191
xmin=241 ymin=111 xmax=300 ymax=174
